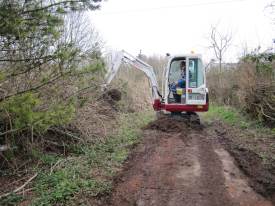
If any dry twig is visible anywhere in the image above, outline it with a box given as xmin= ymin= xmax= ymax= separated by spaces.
xmin=0 ymin=173 xmax=38 ymax=199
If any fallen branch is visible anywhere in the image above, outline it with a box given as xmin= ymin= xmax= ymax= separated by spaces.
xmin=16 ymin=188 xmax=33 ymax=196
xmin=259 ymin=104 xmax=275 ymax=121
xmin=50 ymin=159 xmax=63 ymax=174
xmin=44 ymin=139 xmax=64 ymax=147
xmin=48 ymin=128 xmax=83 ymax=142
xmin=0 ymin=173 xmax=38 ymax=199
xmin=0 ymin=128 xmax=23 ymax=136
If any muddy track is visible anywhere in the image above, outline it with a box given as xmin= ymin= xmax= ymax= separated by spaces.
xmin=96 ymin=117 xmax=274 ymax=206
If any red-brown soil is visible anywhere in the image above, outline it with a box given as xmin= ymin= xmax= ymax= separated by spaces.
xmin=92 ymin=116 xmax=274 ymax=206
xmin=210 ymin=121 xmax=275 ymax=204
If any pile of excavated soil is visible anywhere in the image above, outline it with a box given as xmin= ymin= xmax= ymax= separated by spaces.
xmin=144 ymin=116 xmax=189 ymax=133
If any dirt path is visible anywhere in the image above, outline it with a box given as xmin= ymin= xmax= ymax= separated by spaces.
xmin=101 ymin=117 xmax=274 ymax=206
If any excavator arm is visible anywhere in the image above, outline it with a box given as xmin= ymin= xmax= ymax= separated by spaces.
xmin=104 ymin=50 xmax=162 ymax=108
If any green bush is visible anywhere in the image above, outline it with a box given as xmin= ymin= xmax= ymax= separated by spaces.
xmin=0 ymin=0 xmax=104 ymax=154
xmin=1 ymin=93 xmax=75 ymax=133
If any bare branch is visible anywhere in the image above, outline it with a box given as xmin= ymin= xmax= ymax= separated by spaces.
xmin=0 ymin=173 xmax=38 ymax=199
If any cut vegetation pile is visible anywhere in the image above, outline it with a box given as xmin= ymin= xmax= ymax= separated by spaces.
xmin=72 ymin=89 xmax=122 ymax=140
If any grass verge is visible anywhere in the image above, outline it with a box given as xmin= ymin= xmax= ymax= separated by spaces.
xmin=202 ymin=105 xmax=248 ymax=127
xmin=0 ymin=111 xmax=154 ymax=206
xmin=202 ymin=104 xmax=269 ymax=130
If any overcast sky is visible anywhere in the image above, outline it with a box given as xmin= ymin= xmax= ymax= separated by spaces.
xmin=89 ymin=0 xmax=275 ymax=62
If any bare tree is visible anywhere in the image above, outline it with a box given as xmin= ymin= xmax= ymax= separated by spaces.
xmin=61 ymin=12 xmax=104 ymax=58
xmin=209 ymin=26 xmax=232 ymax=72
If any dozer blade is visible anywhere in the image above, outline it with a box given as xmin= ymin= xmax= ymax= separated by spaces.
xmin=156 ymin=111 xmax=200 ymax=125
xmin=176 ymin=112 xmax=200 ymax=125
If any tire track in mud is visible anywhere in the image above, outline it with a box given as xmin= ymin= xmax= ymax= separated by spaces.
xmin=104 ymin=117 xmax=273 ymax=206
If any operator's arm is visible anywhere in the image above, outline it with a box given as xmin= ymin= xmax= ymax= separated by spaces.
xmin=178 ymin=79 xmax=184 ymax=88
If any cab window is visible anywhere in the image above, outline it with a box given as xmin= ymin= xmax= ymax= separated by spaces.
xmin=168 ymin=58 xmax=185 ymax=83
xmin=188 ymin=58 xmax=204 ymax=88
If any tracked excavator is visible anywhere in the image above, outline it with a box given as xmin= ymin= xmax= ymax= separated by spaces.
xmin=104 ymin=50 xmax=209 ymax=122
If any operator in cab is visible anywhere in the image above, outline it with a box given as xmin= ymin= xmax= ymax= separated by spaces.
xmin=179 ymin=61 xmax=188 ymax=87
xmin=171 ymin=61 xmax=191 ymax=103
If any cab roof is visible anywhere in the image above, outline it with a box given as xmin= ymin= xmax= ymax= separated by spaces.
xmin=169 ymin=54 xmax=202 ymax=59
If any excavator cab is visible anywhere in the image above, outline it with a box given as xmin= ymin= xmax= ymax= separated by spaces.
xmin=161 ymin=54 xmax=208 ymax=113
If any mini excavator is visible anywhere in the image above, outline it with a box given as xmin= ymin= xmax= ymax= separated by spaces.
xmin=104 ymin=50 xmax=209 ymax=122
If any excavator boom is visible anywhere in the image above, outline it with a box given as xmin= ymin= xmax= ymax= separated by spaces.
xmin=104 ymin=50 xmax=161 ymax=101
